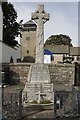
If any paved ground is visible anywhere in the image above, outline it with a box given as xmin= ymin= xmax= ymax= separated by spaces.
xmin=24 ymin=109 xmax=80 ymax=120
xmin=4 ymin=83 xmax=25 ymax=93
xmin=28 ymin=110 xmax=54 ymax=118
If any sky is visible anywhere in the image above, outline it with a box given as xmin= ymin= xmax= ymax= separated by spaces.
xmin=8 ymin=1 xmax=78 ymax=46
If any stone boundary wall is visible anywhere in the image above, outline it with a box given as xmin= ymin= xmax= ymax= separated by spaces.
xmin=4 ymin=63 xmax=75 ymax=86
xmin=48 ymin=64 xmax=75 ymax=86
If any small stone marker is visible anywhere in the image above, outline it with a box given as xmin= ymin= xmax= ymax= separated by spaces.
xmin=36 ymin=90 xmax=46 ymax=103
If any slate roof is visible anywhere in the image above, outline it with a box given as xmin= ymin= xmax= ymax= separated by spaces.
xmin=44 ymin=49 xmax=53 ymax=55
xmin=0 ymin=0 xmax=7 ymax=2
xmin=44 ymin=45 xmax=80 ymax=56
xmin=44 ymin=45 xmax=69 ymax=54
xmin=21 ymin=20 xmax=37 ymax=31
xmin=23 ymin=20 xmax=37 ymax=27
xmin=70 ymin=47 xmax=80 ymax=56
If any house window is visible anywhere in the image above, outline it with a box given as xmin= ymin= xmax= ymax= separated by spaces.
xmin=77 ymin=56 xmax=80 ymax=61
xmin=27 ymin=50 xmax=29 ymax=53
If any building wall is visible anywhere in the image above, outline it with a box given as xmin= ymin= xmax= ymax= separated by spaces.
xmin=73 ymin=56 xmax=78 ymax=63
xmin=5 ymin=63 xmax=75 ymax=87
xmin=0 ymin=2 xmax=3 ymax=42
xmin=0 ymin=2 xmax=3 ymax=63
xmin=0 ymin=2 xmax=21 ymax=63
xmin=20 ymin=30 xmax=36 ymax=60
xmin=0 ymin=41 xmax=21 ymax=63
xmin=44 ymin=55 xmax=51 ymax=63
xmin=0 ymin=41 xmax=2 ymax=63
xmin=53 ymin=54 xmax=63 ymax=64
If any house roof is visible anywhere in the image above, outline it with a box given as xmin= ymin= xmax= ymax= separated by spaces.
xmin=21 ymin=20 xmax=37 ymax=31
xmin=0 ymin=0 xmax=7 ymax=2
xmin=23 ymin=20 xmax=37 ymax=27
xmin=44 ymin=49 xmax=53 ymax=55
xmin=70 ymin=47 xmax=80 ymax=56
xmin=44 ymin=45 xmax=80 ymax=56
xmin=44 ymin=45 xmax=69 ymax=54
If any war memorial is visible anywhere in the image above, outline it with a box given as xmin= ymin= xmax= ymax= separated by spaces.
xmin=1 ymin=2 xmax=80 ymax=120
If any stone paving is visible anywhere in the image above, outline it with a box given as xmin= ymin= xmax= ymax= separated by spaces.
xmin=23 ymin=110 xmax=80 ymax=120
xmin=27 ymin=110 xmax=54 ymax=118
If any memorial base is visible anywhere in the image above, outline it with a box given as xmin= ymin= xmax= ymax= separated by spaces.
xmin=22 ymin=64 xmax=54 ymax=104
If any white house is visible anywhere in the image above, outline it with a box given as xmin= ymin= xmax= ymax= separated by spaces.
xmin=44 ymin=49 xmax=53 ymax=63
xmin=0 ymin=1 xmax=3 ymax=63
xmin=44 ymin=45 xmax=80 ymax=64
xmin=0 ymin=1 xmax=21 ymax=63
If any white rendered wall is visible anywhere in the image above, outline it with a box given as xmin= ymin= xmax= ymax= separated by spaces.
xmin=44 ymin=55 xmax=51 ymax=63
xmin=0 ymin=2 xmax=3 ymax=63
xmin=0 ymin=2 xmax=21 ymax=63
xmin=1 ymin=42 xmax=21 ymax=63
xmin=0 ymin=2 xmax=3 ymax=41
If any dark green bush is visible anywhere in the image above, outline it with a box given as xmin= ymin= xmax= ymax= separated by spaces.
xmin=22 ymin=56 xmax=35 ymax=63
xmin=40 ymin=100 xmax=52 ymax=104
xmin=31 ymin=100 xmax=38 ymax=104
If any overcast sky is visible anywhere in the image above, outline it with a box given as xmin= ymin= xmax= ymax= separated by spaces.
xmin=8 ymin=1 xmax=78 ymax=46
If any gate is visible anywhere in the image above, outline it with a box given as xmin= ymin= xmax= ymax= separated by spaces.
xmin=74 ymin=62 xmax=80 ymax=86
xmin=2 ymin=90 xmax=22 ymax=120
xmin=54 ymin=90 xmax=79 ymax=118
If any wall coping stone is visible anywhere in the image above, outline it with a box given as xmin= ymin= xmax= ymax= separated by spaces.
xmin=8 ymin=63 xmax=75 ymax=67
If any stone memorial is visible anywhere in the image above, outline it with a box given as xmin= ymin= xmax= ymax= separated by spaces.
xmin=22 ymin=4 xmax=54 ymax=104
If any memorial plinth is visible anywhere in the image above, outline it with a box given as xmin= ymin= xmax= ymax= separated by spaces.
xmin=27 ymin=64 xmax=50 ymax=83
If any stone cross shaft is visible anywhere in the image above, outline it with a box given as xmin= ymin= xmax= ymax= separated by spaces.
xmin=31 ymin=4 xmax=50 ymax=63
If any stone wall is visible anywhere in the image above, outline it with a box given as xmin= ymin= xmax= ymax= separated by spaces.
xmin=9 ymin=63 xmax=31 ymax=84
xmin=3 ymin=63 xmax=75 ymax=86
xmin=20 ymin=30 xmax=36 ymax=60
xmin=48 ymin=64 xmax=75 ymax=86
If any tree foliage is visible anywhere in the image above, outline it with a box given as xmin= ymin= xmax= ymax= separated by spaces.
xmin=45 ymin=34 xmax=73 ymax=46
xmin=2 ymin=2 xmax=22 ymax=47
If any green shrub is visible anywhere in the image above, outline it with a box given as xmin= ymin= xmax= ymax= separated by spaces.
xmin=31 ymin=100 xmax=38 ymax=104
xmin=40 ymin=100 xmax=52 ymax=104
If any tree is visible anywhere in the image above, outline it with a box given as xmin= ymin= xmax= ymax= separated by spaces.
xmin=44 ymin=34 xmax=73 ymax=46
xmin=2 ymin=2 xmax=22 ymax=47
